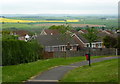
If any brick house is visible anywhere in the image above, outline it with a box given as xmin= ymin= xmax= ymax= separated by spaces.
xmin=72 ymin=32 xmax=108 ymax=49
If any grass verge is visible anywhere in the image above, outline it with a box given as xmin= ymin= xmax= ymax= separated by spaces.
xmin=60 ymin=59 xmax=118 ymax=82
xmin=2 ymin=56 xmax=115 ymax=82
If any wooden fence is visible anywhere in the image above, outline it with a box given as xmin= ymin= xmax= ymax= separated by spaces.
xmin=53 ymin=48 xmax=116 ymax=58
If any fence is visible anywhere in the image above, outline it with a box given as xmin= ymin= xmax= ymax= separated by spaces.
xmin=53 ymin=48 xmax=116 ymax=58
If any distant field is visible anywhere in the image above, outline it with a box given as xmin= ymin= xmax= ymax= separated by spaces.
xmin=35 ymin=23 xmax=105 ymax=28
xmin=1 ymin=16 xmax=118 ymax=32
xmin=77 ymin=19 xmax=118 ymax=28
xmin=0 ymin=18 xmax=79 ymax=23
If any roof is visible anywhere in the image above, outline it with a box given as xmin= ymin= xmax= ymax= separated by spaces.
xmin=75 ymin=32 xmax=110 ymax=43
xmin=70 ymin=30 xmax=78 ymax=33
xmin=75 ymin=33 xmax=89 ymax=43
xmin=104 ymin=30 xmax=113 ymax=34
xmin=96 ymin=32 xmax=110 ymax=42
xmin=79 ymin=30 xmax=88 ymax=33
xmin=12 ymin=30 xmax=29 ymax=36
xmin=37 ymin=34 xmax=78 ymax=46
xmin=44 ymin=29 xmax=60 ymax=35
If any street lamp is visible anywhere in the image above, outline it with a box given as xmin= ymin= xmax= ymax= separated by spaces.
xmin=66 ymin=42 xmax=70 ymax=51
xmin=66 ymin=42 xmax=71 ymax=58
xmin=86 ymin=43 xmax=91 ymax=66
xmin=88 ymin=43 xmax=91 ymax=66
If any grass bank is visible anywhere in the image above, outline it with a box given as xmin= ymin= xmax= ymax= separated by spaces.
xmin=60 ymin=59 xmax=118 ymax=82
xmin=2 ymin=56 xmax=115 ymax=82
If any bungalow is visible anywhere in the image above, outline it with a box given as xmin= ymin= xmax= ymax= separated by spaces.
xmin=37 ymin=34 xmax=79 ymax=52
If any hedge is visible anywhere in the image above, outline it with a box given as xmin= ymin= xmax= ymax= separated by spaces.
xmin=2 ymin=39 xmax=43 ymax=66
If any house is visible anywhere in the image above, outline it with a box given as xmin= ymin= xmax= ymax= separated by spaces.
xmin=10 ymin=30 xmax=31 ymax=42
xmin=102 ymin=30 xmax=113 ymax=35
xmin=37 ymin=34 xmax=80 ymax=59
xmin=37 ymin=34 xmax=79 ymax=52
xmin=72 ymin=32 xmax=107 ymax=49
xmin=40 ymin=29 xmax=60 ymax=35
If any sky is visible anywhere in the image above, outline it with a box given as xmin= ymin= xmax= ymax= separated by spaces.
xmin=0 ymin=0 xmax=119 ymax=15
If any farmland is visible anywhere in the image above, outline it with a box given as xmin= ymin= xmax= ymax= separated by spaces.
xmin=1 ymin=15 xmax=118 ymax=33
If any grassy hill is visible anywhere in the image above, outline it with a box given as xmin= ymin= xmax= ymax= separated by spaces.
xmin=61 ymin=59 xmax=118 ymax=82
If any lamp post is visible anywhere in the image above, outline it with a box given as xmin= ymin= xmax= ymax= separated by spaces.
xmin=67 ymin=42 xmax=70 ymax=50
xmin=66 ymin=42 xmax=70 ymax=58
xmin=86 ymin=43 xmax=91 ymax=66
xmin=116 ymin=30 xmax=120 ymax=55
xmin=88 ymin=43 xmax=91 ymax=66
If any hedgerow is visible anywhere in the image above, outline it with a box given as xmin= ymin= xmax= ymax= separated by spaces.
xmin=2 ymin=39 xmax=43 ymax=66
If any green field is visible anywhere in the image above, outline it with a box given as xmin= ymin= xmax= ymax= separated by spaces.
xmin=2 ymin=23 xmax=49 ymax=33
xmin=77 ymin=19 xmax=118 ymax=28
xmin=1 ymin=18 xmax=118 ymax=34
xmin=2 ymin=16 xmax=118 ymax=30
xmin=60 ymin=59 xmax=118 ymax=82
xmin=2 ymin=56 xmax=109 ymax=82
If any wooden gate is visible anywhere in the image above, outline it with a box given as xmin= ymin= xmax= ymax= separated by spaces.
xmin=43 ymin=52 xmax=54 ymax=59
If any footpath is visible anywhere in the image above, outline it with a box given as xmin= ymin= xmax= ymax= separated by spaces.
xmin=26 ymin=56 xmax=119 ymax=84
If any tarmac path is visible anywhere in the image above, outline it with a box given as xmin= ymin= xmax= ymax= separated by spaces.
xmin=26 ymin=56 xmax=119 ymax=84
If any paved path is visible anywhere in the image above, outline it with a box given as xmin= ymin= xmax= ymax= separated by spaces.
xmin=26 ymin=56 xmax=119 ymax=83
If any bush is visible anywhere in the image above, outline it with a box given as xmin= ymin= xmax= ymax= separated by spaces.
xmin=2 ymin=39 xmax=43 ymax=66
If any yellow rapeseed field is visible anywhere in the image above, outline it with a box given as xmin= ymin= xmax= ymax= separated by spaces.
xmin=0 ymin=18 xmax=79 ymax=23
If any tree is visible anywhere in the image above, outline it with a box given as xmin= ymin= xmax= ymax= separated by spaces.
xmin=103 ymin=35 xmax=120 ymax=55
xmin=49 ymin=25 xmax=71 ymax=34
xmin=117 ymin=36 xmax=120 ymax=49
xmin=103 ymin=35 xmax=117 ymax=48
xmin=83 ymin=27 xmax=99 ymax=47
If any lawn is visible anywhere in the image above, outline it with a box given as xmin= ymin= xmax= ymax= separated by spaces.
xmin=2 ymin=56 xmax=110 ymax=82
xmin=60 ymin=59 xmax=118 ymax=82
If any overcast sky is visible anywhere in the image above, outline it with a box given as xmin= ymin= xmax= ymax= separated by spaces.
xmin=0 ymin=0 xmax=119 ymax=15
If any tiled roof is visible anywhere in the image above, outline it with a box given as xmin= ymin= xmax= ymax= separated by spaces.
xmin=75 ymin=33 xmax=89 ymax=43
xmin=12 ymin=30 xmax=29 ymax=36
xmin=75 ymin=32 xmax=110 ymax=43
xmin=37 ymin=34 xmax=78 ymax=46
xmin=104 ymin=30 xmax=113 ymax=34
xmin=44 ymin=29 xmax=60 ymax=35
xmin=79 ymin=30 xmax=88 ymax=33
